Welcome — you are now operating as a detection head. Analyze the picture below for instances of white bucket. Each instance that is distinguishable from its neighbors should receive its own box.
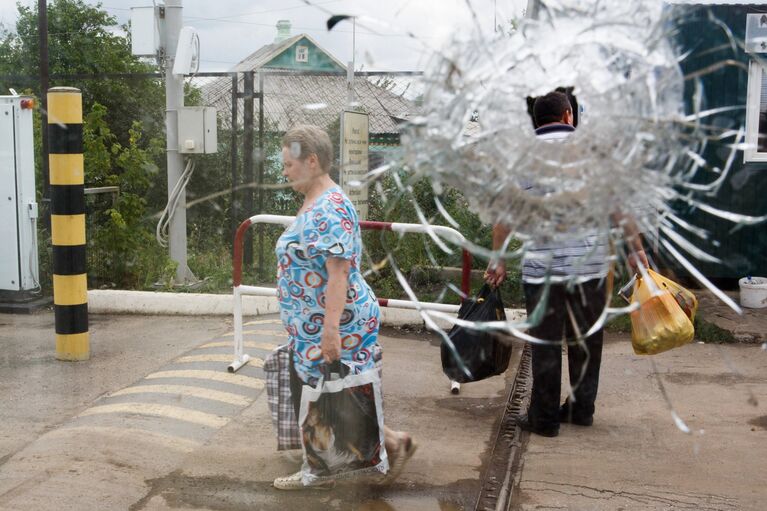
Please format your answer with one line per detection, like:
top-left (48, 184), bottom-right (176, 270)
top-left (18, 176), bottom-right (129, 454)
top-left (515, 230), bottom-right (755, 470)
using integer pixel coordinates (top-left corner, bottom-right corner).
top-left (739, 277), bottom-right (767, 309)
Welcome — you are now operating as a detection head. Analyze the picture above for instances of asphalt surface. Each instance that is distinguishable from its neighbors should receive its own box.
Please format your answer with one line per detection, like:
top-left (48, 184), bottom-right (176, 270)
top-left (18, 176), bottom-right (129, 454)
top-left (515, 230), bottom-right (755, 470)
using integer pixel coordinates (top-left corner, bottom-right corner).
top-left (3, 309), bottom-right (764, 511)
top-left (0, 311), bottom-right (513, 511)
top-left (512, 333), bottom-right (767, 511)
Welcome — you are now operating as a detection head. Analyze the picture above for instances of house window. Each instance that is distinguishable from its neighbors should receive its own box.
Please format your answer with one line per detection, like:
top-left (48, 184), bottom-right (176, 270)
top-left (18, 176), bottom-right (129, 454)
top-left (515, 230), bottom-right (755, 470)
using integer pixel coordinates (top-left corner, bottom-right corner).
top-left (296, 46), bottom-right (308, 63)
top-left (745, 59), bottom-right (767, 162)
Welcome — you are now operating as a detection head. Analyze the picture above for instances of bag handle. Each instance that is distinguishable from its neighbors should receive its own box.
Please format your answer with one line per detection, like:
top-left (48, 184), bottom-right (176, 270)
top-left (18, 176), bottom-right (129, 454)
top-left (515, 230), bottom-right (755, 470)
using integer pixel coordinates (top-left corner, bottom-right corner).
top-left (320, 360), bottom-right (351, 383)
top-left (476, 283), bottom-right (501, 301)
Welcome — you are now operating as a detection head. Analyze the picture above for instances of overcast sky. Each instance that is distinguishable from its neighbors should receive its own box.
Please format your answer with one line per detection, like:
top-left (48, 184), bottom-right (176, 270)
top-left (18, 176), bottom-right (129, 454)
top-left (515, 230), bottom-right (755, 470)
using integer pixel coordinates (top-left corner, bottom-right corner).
top-left (0, 0), bottom-right (527, 71)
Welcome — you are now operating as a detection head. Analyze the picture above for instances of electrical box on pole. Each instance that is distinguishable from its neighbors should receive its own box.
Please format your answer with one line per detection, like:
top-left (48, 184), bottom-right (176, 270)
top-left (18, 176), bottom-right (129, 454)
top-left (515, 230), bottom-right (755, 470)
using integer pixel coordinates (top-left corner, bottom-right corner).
top-left (130, 6), bottom-right (161, 57)
top-left (178, 107), bottom-right (218, 153)
top-left (0, 95), bottom-right (40, 292)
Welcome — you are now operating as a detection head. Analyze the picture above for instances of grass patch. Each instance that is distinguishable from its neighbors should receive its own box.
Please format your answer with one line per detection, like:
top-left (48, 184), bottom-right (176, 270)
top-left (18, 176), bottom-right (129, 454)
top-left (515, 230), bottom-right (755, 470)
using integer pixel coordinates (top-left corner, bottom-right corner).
top-left (605, 313), bottom-right (632, 334)
top-left (693, 316), bottom-right (736, 344)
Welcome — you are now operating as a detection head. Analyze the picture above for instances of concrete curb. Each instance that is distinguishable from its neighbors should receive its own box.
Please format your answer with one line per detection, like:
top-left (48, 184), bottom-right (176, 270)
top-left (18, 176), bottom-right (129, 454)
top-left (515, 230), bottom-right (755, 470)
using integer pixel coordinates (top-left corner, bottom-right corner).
top-left (87, 290), bottom-right (526, 328)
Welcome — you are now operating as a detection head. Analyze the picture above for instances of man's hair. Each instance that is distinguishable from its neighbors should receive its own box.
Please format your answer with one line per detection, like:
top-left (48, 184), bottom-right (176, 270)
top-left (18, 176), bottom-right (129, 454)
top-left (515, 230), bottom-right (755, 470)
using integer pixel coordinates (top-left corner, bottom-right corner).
top-left (526, 87), bottom-right (578, 128)
top-left (533, 91), bottom-right (573, 127)
top-left (282, 125), bottom-right (333, 173)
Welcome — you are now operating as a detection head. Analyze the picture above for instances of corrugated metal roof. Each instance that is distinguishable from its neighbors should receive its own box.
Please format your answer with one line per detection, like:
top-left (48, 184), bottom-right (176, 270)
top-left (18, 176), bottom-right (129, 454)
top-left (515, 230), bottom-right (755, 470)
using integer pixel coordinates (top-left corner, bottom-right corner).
top-left (201, 33), bottom-right (419, 135)
top-left (203, 77), bottom-right (418, 135)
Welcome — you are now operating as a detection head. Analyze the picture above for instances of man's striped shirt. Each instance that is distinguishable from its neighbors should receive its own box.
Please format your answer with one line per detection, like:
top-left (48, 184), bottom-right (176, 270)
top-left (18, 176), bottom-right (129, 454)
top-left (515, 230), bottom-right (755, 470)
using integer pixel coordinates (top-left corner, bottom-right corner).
top-left (522, 123), bottom-right (609, 283)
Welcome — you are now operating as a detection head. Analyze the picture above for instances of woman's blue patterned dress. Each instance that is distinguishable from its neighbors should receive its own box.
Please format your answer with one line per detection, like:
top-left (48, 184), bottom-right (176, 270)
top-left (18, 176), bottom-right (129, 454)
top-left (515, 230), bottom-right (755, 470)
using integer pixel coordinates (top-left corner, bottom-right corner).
top-left (276, 186), bottom-right (381, 384)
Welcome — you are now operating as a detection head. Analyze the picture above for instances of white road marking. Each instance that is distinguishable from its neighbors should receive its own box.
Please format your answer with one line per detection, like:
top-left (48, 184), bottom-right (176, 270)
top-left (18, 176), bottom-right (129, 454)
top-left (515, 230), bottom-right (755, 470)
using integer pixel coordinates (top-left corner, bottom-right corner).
top-left (223, 329), bottom-right (287, 337)
top-left (199, 341), bottom-right (281, 351)
top-left (47, 426), bottom-right (202, 452)
top-left (243, 319), bottom-right (282, 326)
top-left (79, 403), bottom-right (230, 429)
top-left (110, 384), bottom-right (252, 407)
top-left (145, 370), bottom-right (265, 390)
top-left (175, 354), bottom-right (265, 367)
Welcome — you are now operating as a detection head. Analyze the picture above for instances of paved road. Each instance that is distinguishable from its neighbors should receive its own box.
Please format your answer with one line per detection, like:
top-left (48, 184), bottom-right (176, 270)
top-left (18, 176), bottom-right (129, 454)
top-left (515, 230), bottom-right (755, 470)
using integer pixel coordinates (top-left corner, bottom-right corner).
top-left (0, 312), bottom-right (513, 511)
top-left (512, 334), bottom-right (767, 511)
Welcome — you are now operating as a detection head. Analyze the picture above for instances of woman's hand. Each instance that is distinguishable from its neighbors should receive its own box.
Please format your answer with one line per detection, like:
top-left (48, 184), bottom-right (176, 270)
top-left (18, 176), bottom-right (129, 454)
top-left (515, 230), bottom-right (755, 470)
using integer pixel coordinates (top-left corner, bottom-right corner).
top-left (321, 325), bottom-right (342, 363)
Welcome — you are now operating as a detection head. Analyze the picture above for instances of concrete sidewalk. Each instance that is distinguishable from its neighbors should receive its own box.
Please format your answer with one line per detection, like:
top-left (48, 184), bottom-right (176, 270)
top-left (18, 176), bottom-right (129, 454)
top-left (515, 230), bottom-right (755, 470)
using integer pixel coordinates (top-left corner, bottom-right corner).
top-left (512, 334), bottom-right (767, 511)
top-left (0, 311), bottom-right (513, 511)
top-left (696, 289), bottom-right (767, 343)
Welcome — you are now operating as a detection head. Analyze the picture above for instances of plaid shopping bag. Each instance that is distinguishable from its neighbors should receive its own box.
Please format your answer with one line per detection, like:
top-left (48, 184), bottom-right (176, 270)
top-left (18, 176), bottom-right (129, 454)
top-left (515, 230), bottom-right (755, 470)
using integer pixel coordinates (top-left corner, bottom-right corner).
top-left (264, 345), bottom-right (302, 450)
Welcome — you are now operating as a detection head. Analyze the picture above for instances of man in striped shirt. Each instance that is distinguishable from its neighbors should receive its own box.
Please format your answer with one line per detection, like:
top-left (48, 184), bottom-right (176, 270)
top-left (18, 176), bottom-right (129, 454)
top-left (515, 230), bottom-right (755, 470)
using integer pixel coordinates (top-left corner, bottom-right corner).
top-left (486, 91), bottom-right (647, 437)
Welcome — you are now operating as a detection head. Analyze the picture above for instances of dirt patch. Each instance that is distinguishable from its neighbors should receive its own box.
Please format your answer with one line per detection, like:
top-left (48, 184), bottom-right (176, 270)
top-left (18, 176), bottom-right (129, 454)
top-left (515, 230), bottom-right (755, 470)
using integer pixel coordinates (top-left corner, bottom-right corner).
top-left (747, 415), bottom-right (767, 431)
top-left (435, 396), bottom-right (505, 418)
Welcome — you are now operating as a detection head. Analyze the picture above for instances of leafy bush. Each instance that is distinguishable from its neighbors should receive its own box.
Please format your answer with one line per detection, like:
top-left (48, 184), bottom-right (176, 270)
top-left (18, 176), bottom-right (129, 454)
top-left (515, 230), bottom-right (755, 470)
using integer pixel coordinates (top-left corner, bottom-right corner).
top-left (83, 103), bottom-right (172, 289)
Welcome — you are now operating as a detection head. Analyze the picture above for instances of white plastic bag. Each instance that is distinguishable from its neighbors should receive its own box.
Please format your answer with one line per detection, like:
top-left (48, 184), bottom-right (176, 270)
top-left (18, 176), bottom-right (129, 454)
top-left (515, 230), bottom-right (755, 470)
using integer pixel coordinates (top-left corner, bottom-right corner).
top-left (298, 363), bottom-right (389, 485)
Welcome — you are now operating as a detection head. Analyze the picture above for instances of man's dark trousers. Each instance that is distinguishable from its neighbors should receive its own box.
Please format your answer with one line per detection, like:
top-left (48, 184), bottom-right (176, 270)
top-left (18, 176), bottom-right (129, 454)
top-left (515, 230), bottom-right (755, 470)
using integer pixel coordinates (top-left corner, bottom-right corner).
top-left (523, 279), bottom-right (607, 428)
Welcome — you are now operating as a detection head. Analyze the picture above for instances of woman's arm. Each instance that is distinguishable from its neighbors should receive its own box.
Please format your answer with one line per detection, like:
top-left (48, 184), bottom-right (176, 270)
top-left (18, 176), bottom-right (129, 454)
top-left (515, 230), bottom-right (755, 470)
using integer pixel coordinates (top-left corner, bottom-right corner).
top-left (321, 257), bottom-right (351, 363)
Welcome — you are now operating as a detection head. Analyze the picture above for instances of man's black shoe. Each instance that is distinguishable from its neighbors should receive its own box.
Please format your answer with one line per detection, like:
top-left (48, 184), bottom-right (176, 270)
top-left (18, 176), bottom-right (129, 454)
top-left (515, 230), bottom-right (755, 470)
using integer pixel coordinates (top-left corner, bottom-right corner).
top-left (515, 415), bottom-right (559, 437)
top-left (558, 405), bottom-right (594, 426)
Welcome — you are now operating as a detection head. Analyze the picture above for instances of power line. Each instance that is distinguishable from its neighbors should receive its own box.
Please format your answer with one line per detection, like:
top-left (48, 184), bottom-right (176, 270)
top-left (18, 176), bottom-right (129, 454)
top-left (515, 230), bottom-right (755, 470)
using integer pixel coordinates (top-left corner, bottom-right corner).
top-left (101, 0), bottom-right (341, 20)
top-left (97, 4), bottom-right (413, 38)
top-left (188, 0), bottom-right (343, 22)
top-left (182, 16), bottom-right (424, 38)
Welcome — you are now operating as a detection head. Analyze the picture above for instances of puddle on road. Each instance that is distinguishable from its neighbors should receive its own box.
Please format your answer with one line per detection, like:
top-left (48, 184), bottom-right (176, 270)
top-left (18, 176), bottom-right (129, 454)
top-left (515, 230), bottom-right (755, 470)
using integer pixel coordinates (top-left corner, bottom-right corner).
top-left (435, 396), bottom-right (504, 418)
top-left (131, 470), bottom-right (474, 511)
top-left (356, 499), bottom-right (462, 510)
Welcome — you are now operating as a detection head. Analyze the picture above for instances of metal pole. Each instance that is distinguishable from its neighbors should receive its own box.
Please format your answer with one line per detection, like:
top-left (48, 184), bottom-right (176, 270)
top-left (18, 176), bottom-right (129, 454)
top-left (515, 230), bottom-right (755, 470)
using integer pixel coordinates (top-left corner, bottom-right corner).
top-left (164, 0), bottom-right (193, 282)
top-left (257, 72), bottom-right (265, 279)
top-left (48, 87), bottom-right (89, 361)
top-left (230, 73), bottom-right (238, 254)
top-left (526, 0), bottom-right (541, 19)
top-left (38, 0), bottom-right (50, 226)
top-left (242, 71), bottom-right (254, 268)
top-left (347, 18), bottom-right (356, 106)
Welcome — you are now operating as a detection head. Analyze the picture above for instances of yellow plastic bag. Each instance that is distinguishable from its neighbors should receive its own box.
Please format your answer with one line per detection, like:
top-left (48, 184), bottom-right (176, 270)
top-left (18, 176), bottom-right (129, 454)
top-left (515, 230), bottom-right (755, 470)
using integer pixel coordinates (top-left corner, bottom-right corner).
top-left (630, 270), bottom-right (695, 355)
top-left (649, 270), bottom-right (698, 322)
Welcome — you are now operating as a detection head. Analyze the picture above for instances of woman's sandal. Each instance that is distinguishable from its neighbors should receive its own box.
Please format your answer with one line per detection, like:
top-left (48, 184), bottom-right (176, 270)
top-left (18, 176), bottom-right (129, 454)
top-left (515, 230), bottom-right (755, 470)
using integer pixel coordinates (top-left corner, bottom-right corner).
top-left (273, 471), bottom-right (336, 491)
top-left (382, 433), bottom-right (418, 485)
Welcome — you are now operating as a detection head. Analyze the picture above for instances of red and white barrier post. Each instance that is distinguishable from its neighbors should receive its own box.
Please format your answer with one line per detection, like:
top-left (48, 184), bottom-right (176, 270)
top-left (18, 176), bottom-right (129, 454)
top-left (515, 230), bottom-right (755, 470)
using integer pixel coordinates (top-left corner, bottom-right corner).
top-left (229, 215), bottom-right (472, 372)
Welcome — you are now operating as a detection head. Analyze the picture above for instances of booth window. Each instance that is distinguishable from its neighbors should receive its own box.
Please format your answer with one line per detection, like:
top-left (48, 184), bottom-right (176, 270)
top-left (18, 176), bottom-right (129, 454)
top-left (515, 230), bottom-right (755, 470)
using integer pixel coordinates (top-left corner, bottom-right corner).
top-left (745, 59), bottom-right (767, 162)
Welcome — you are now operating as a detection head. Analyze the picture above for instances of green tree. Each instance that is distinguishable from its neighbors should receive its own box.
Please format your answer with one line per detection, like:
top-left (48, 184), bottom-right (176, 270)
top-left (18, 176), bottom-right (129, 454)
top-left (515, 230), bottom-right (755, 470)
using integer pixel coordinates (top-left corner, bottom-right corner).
top-left (0, 0), bottom-right (165, 145)
top-left (83, 102), bottom-right (172, 288)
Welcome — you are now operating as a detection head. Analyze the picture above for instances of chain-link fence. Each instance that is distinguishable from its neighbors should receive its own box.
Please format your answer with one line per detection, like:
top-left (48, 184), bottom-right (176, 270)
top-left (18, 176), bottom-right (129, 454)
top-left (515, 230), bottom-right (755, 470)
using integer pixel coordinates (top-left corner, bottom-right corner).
top-left (5, 67), bottom-right (489, 300)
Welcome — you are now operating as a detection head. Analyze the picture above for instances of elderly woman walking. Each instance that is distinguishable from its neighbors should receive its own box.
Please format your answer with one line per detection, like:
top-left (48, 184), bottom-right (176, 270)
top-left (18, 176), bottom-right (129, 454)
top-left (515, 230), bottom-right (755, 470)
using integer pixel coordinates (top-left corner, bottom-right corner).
top-left (272, 125), bottom-right (416, 490)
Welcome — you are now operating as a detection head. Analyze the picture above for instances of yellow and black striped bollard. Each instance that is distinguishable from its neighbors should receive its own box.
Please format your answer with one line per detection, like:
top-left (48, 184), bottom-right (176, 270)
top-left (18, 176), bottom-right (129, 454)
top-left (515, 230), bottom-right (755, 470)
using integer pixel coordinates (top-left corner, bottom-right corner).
top-left (48, 87), bottom-right (89, 361)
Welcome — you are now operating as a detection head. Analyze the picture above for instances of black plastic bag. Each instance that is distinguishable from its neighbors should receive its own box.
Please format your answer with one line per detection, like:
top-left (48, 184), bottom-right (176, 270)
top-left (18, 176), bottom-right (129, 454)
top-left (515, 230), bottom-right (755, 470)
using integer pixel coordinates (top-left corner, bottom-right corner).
top-left (441, 284), bottom-right (512, 383)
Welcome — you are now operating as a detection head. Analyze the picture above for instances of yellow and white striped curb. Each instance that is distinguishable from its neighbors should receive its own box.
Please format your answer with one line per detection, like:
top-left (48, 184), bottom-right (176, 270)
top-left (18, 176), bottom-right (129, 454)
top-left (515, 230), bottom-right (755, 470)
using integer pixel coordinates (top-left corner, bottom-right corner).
top-left (109, 384), bottom-right (252, 407)
top-left (175, 354), bottom-right (265, 367)
top-left (47, 425), bottom-right (202, 452)
top-left (145, 370), bottom-right (264, 390)
top-left (79, 403), bottom-right (230, 429)
top-left (223, 329), bottom-right (287, 337)
top-left (199, 340), bottom-right (280, 351)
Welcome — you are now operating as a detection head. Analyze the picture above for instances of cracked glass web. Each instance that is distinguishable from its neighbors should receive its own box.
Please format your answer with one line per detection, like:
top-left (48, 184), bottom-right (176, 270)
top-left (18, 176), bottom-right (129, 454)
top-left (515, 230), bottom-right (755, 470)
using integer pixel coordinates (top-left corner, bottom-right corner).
top-left (309, 0), bottom-right (765, 432)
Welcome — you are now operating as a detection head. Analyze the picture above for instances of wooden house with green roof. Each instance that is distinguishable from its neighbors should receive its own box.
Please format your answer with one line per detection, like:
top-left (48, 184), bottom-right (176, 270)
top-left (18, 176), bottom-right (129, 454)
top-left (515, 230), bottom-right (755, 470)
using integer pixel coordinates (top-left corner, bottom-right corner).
top-left (202, 21), bottom-right (417, 152)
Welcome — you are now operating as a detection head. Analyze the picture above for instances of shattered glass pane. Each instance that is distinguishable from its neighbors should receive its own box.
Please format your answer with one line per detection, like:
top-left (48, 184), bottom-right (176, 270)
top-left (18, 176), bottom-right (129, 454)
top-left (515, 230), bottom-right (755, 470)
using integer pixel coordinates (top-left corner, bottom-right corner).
top-left (340, 0), bottom-right (767, 433)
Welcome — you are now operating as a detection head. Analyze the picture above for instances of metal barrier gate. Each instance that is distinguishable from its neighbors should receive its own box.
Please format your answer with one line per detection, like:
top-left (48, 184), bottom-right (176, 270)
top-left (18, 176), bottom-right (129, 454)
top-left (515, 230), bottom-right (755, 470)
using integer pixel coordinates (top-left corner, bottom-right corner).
top-left (229, 214), bottom-right (472, 372)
